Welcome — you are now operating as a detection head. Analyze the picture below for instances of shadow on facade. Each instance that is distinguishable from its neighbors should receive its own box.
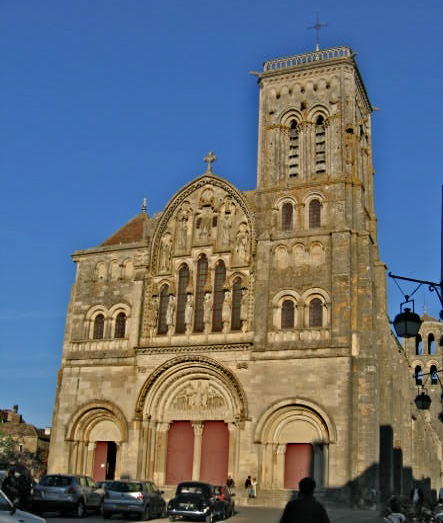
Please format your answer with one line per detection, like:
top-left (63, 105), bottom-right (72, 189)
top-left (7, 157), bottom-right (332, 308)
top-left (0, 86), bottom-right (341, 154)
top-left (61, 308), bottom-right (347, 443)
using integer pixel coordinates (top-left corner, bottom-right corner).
top-left (326, 425), bottom-right (435, 509)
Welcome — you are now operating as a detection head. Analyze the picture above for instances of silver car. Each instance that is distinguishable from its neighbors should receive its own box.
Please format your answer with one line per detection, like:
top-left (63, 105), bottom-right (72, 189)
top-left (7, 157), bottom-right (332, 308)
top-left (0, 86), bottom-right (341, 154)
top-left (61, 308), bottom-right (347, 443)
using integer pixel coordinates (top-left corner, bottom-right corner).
top-left (0, 489), bottom-right (46, 523)
top-left (102, 479), bottom-right (166, 519)
top-left (32, 474), bottom-right (104, 517)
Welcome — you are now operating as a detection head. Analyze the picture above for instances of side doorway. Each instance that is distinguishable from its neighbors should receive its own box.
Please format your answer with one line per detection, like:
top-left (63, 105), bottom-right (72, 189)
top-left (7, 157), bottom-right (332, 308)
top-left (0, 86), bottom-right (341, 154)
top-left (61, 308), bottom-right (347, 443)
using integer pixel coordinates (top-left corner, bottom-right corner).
top-left (93, 441), bottom-right (117, 481)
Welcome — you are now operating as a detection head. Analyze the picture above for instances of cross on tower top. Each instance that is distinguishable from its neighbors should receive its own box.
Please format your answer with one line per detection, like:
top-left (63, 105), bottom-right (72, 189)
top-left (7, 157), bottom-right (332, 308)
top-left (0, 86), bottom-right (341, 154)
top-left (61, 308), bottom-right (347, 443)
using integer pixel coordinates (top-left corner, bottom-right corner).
top-left (307, 12), bottom-right (328, 51)
top-left (204, 151), bottom-right (217, 173)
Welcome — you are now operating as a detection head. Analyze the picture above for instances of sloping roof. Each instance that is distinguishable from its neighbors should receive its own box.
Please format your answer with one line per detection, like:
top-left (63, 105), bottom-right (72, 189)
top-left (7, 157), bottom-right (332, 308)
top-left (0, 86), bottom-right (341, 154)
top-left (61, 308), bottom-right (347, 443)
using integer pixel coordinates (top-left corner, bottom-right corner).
top-left (0, 422), bottom-right (40, 438)
top-left (100, 213), bottom-right (150, 247)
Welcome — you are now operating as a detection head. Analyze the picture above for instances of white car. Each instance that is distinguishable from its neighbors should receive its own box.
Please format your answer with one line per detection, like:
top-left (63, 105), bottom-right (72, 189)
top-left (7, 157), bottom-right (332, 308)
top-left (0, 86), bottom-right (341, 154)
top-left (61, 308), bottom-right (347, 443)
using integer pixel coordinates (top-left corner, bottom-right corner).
top-left (0, 490), bottom-right (46, 523)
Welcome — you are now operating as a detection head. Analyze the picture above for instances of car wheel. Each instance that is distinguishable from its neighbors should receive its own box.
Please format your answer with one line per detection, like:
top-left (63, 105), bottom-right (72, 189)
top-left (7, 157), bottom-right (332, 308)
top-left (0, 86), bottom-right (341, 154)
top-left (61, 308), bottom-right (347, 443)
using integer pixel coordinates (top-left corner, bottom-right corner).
top-left (102, 510), bottom-right (112, 519)
top-left (205, 512), bottom-right (214, 523)
top-left (75, 499), bottom-right (86, 518)
top-left (142, 504), bottom-right (150, 520)
top-left (168, 516), bottom-right (176, 522)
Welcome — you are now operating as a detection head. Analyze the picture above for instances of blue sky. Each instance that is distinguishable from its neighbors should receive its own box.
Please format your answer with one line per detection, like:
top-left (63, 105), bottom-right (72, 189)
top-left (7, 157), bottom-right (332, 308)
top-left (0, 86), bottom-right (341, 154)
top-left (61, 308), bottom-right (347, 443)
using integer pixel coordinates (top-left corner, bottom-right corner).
top-left (1, 0), bottom-right (442, 429)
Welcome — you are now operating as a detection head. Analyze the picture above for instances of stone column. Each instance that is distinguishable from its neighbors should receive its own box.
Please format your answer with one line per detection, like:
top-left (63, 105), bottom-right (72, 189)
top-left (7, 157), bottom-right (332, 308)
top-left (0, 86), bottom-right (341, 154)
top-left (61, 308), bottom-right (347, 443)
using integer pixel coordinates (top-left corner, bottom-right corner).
top-left (227, 422), bottom-right (239, 482)
top-left (192, 422), bottom-right (204, 480)
top-left (155, 422), bottom-right (170, 486)
top-left (276, 444), bottom-right (286, 489)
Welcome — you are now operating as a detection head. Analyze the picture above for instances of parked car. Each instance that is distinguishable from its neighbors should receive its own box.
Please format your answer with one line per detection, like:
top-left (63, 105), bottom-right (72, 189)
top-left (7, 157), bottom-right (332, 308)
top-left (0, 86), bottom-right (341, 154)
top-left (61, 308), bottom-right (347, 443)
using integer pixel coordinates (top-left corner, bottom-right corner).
top-left (167, 481), bottom-right (221, 522)
top-left (95, 480), bottom-right (114, 491)
top-left (32, 474), bottom-right (104, 517)
top-left (0, 489), bottom-right (46, 523)
top-left (213, 485), bottom-right (235, 519)
top-left (101, 479), bottom-right (166, 520)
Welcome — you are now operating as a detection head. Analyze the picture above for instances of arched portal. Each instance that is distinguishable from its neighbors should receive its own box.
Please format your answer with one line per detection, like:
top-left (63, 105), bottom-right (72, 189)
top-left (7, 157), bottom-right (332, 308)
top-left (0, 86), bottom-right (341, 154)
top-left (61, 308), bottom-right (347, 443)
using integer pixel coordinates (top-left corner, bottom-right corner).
top-left (255, 398), bottom-right (336, 490)
top-left (65, 401), bottom-right (128, 481)
top-left (135, 355), bottom-right (248, 486)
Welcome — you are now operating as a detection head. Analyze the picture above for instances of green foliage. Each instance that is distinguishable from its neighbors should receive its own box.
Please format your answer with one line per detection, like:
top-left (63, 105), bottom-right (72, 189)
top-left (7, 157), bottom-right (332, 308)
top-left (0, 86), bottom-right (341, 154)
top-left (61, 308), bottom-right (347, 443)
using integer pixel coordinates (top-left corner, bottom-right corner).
top-left (0, 431), bottom-right (47, 475)
top-left (0, 431), bottom-right (18, 468)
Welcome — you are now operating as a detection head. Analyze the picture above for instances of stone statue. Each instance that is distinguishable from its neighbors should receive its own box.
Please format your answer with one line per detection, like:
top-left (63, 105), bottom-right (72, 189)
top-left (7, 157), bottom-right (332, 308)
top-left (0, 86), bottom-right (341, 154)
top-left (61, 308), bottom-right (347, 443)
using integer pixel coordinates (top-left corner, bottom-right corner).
top-left (160, 232), bottom-right (172, 272)
top-left (166, 294), bottom-right (176, 332)
top-left (222, 290), bottom-right (231, 332)
top-left (203, 292), bottom-right (212, 333)
top-left (184, 294), bottom-right (193, 333)
top-left (236, 223), bottom-right (249, 262)
top-left (150, 295), bottom-right (159, 335)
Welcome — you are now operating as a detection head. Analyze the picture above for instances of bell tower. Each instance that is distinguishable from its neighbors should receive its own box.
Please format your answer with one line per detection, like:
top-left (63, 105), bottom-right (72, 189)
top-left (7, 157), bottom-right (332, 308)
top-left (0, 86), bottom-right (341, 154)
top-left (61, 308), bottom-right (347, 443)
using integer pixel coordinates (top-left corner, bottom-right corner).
top-left (255, 46), bottom-right (376, 235)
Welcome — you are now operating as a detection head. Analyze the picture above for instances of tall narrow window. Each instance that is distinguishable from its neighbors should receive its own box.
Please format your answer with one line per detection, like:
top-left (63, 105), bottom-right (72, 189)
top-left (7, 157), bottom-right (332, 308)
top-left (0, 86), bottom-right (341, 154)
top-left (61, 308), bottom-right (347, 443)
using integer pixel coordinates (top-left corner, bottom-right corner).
top-left (93, 314), bottom-right (105, 339)
top-left (176, 264), bottom-right (190, 334)
top-left (282, 202), bottom-right (293, 231)
top-left (281, 300), bottom-right (295, 329)
top-left (231, 277), bottom-right (242, 331)
top-left (212, 261), bottom-right (226, 332)
top-left (288, 120), bottom-right (299, 178)
top-left (114, 312), bottom-right (126, 338)
top-left (415, 365), bottom-right (423, 386)
top-left (194, 255), bottom-right (208, 332)
top-left (431, 365), bottom-right (438, 385)
top-left (315, 115), bottom-right (326, 174)
top-left (158, 285), bottom-right (169, 335)
top-left (309, 298), bottom-right (323, 327)
top-left (428, 333), bottom-right (435, 355)
top-left (309, 199), bottom-right (321, 228)
top-left (415, 335), bottom-right (423, 355)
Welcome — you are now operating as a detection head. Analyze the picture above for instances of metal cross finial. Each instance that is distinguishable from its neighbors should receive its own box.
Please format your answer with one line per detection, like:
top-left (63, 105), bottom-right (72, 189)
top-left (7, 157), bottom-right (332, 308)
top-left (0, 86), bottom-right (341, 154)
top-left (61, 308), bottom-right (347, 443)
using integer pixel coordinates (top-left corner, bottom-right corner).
top-left (141, 196), bottom-right (147, 214)
top-left (307, 12), bottom-right (328, 51)
top-left (204, 151), bottom-right (217, 173)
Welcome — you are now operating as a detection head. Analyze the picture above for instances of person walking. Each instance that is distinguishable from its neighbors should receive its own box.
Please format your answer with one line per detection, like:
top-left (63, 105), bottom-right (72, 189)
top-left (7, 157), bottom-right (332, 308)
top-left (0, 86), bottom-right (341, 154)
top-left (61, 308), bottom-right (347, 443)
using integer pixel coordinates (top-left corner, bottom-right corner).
top-left (244, 476), bottom-right (252, 497)
top-left (2, 468), bottom-right (18, 504)
top-left (250, 477), bottom-right (257, 498)
top-left (279, 477), bottom-right (330, 523)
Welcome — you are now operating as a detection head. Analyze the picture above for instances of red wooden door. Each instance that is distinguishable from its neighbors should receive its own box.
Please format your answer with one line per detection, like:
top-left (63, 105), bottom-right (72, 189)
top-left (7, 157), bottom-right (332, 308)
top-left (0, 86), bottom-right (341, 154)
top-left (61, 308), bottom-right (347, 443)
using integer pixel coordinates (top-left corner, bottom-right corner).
top-left (165, 421), bottom-right (194, 485)
top-left (93, 442), bottom-right (108, 481)
top-left (284, 443), bottom-right (313, 489)
top-left (200, 421), bottom-right (229, 484)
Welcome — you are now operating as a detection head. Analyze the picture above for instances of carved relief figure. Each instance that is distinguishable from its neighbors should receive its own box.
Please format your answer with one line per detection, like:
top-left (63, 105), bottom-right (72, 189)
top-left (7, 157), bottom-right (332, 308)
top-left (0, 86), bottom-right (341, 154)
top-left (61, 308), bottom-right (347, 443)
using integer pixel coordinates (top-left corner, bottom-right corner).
top-left (177, 203), bottom-right (191, 250)
top-left (166, 294), bottom-right (176, 332)
top-left (150, 295), bottom-right (159, 335)
top-left (235, 223), bottom-right (249, 262)
top-left (198, 207), bottom-right (213, 241)
top-left (160, 232), bottom-right (172, 272)
top-left (219, 212), bottom-right (231, 247)
top-left (240, 288), bottom-right (248, 332)
top-left (222, 290), bottom-right (231, 332)
top-left (203, 292), bottom-right (212, 333)
top-left (184, 294), bottom-right (194, 333)
top-left (172, 380), bottom-right (225, 413)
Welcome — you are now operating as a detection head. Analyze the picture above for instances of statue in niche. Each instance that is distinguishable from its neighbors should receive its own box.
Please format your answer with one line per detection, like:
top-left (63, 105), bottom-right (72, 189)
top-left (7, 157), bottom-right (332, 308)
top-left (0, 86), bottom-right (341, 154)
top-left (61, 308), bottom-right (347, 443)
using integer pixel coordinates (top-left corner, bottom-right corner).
top-left (166, 294), bottom-right (176, 333)
top-left (235, 223), bottom-right (249, 262)
top-left (149, 295), bottom-right (159, 336)
top-left (198, 207), bottom-right (213, 241)
top-left (240, 288), bottom-right (248, 332)
top-left (159, 232), bottom-right (172, 272)
top-left (219, 212), bottom-right (231, 247)
top-left (203, 292), bottom-right (212, 333)
top-left (184, 294), bottom-right (193, 334)
top-left (222, 290), bottom-right (231, 332)
top-left (177, 203), bottom-right (191, 250)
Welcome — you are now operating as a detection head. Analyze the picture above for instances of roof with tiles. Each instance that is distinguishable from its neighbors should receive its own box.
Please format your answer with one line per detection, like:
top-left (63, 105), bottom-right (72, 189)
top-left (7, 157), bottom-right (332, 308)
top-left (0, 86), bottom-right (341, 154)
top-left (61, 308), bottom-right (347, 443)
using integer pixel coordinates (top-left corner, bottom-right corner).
top-left (100, 212), bottom-right (150, 247)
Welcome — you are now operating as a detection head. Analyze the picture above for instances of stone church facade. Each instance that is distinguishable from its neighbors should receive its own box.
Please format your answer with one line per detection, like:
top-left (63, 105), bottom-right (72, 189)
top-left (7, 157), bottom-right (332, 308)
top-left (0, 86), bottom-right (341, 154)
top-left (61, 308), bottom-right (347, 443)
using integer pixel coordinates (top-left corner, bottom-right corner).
top-left (48, 46), bottom-right (443, 505)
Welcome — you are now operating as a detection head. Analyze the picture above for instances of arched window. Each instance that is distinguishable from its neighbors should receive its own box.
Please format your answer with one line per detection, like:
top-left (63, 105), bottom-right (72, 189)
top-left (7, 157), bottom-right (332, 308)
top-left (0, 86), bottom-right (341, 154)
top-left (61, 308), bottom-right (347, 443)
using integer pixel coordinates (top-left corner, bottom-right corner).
top-left (281, 300), bottom-right (295, 329)
top-left (114, 312), bottom-right (126, 338)
top-left (93, 314), bottom-right (105, 339)
top-left (309, 298), bottom-right (323, 327)
top-left (288, 119), bottom-right (299, 178)
top-left (431, 365), bottom-right (438, 385)
top-left (309, 199), bottom-right (321, 228)
top-left (176, 264), bottom-right (190, 334)
top-left (194, 255), bottom-right (208, 332)
top-left (415, 335), bottom-right (423, 355)
top-left (315, 115), bottom-right (326, 174)
top-left (282, 202), bottom-right (293, 231)
top-left (212, 261), bottom-right (226, 332)
top-left (231, 277), bottom-right (242, 331)
top-left (428, 333), bottom-right (436, 355)
top-left (414, 365), bottom-right (423, 386)
top-left (158, 285), bottom-right (169, 335)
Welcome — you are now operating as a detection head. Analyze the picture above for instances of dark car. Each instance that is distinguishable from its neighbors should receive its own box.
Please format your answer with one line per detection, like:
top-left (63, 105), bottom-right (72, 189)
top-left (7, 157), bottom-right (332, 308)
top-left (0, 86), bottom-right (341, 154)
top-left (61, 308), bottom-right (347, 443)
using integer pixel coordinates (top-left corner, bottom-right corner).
top-left (101, 479), bottom-right (166, 520)
top-left (213, 485), bottom-right (235, 519)
top-left (32, 474), bottom-right (104, 517)
top-left (167, 481), bottom-right (220, 522)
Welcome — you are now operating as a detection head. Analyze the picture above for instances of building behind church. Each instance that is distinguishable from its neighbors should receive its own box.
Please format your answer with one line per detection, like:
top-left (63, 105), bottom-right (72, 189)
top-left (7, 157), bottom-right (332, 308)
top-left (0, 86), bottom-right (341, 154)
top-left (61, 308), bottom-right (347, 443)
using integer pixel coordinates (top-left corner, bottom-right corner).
top-left (47, 45), bottom-right (443, 506)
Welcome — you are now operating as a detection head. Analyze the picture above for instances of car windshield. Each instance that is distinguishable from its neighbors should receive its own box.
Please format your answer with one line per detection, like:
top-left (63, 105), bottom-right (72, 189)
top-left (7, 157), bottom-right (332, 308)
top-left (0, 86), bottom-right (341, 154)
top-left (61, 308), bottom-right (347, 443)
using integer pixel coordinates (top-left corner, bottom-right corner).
top-left (39, 476), bottom-right (72, 487)
top-left (179, 485), bottom-right (205, 495)
top-left (109, 482), bottom-right (141, 492)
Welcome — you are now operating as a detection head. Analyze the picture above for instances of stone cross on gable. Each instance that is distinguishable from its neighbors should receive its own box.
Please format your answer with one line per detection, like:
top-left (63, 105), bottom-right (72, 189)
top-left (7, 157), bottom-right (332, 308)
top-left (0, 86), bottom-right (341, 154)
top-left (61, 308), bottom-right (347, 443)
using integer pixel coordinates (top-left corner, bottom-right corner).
top-left (204, 151), bottom-right (217, 173)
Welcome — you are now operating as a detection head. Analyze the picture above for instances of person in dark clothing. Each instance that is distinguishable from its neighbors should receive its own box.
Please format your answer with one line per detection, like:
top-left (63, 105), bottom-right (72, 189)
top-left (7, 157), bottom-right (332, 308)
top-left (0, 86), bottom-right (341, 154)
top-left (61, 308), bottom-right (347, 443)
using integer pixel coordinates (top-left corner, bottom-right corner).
top-left (2, 468), bottom-right (18, 504)
top-left (17, 471), bottom-right (33, 510)
top-left (279, 477), bottom-right (330, 523)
